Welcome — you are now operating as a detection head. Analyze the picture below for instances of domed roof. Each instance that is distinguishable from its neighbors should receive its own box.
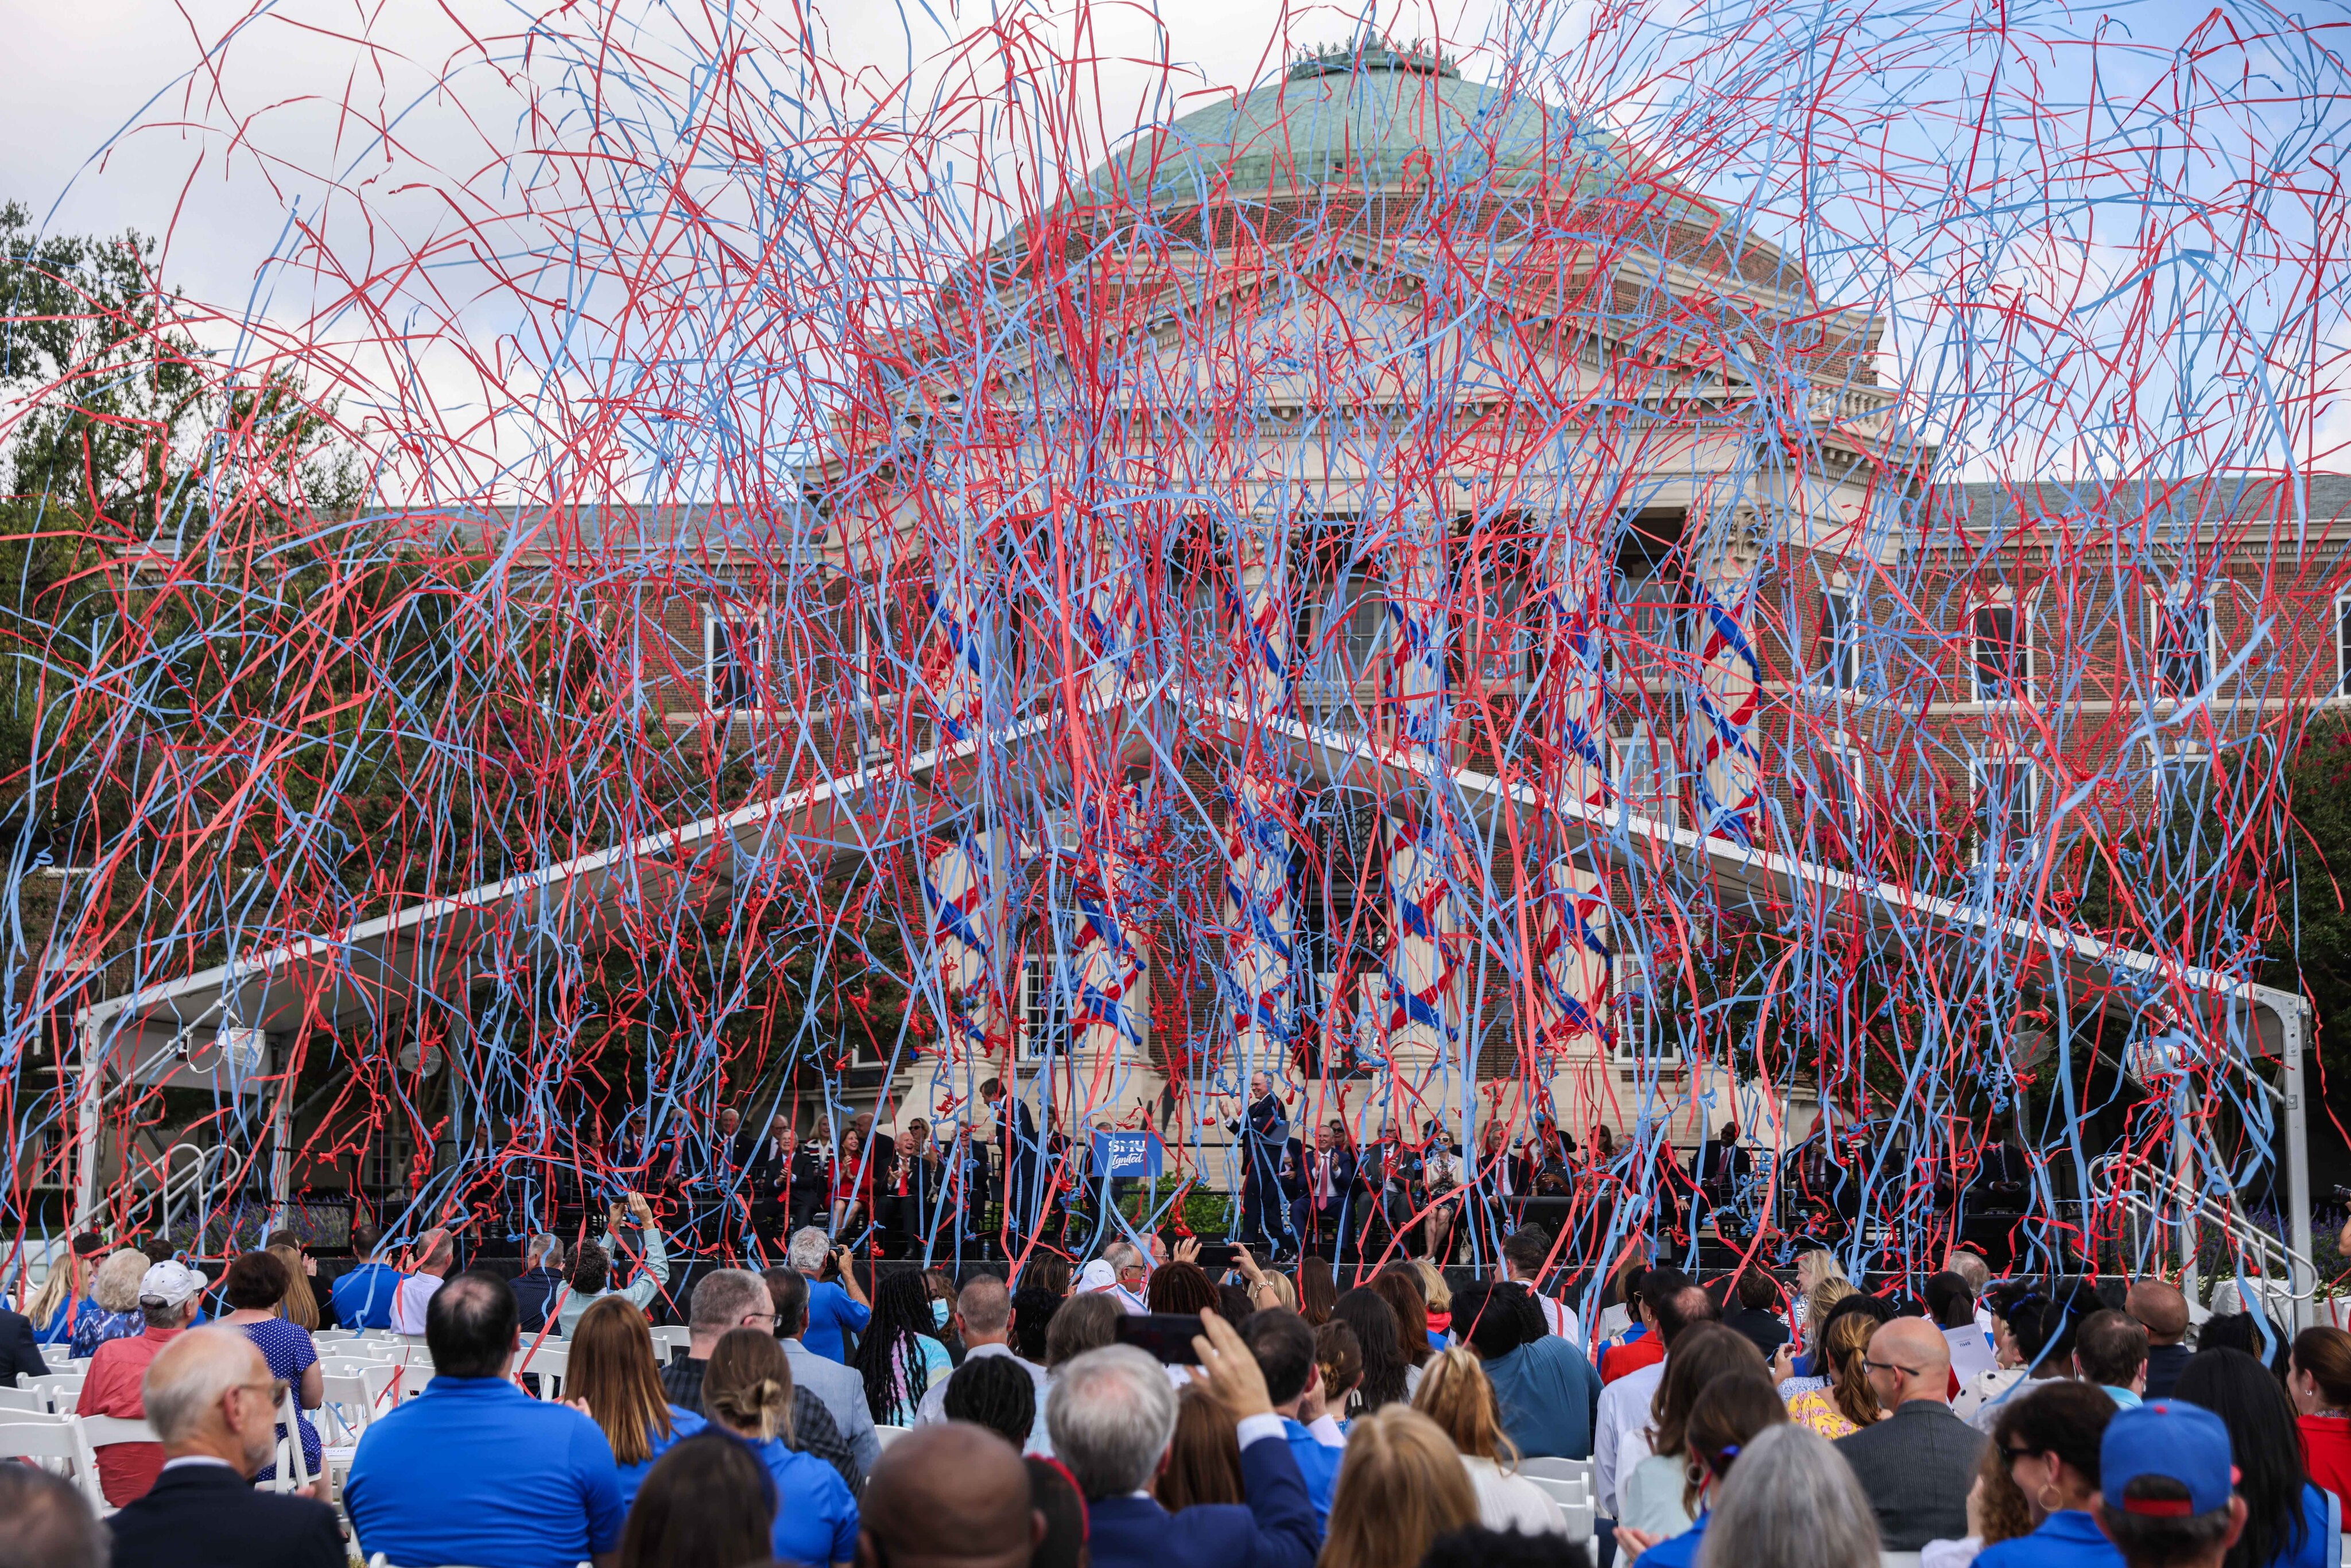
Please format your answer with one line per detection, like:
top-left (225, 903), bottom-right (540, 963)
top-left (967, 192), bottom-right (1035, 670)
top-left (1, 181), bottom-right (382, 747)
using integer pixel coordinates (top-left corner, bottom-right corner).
top-left (1091, 39), bottom-right (1709, 220)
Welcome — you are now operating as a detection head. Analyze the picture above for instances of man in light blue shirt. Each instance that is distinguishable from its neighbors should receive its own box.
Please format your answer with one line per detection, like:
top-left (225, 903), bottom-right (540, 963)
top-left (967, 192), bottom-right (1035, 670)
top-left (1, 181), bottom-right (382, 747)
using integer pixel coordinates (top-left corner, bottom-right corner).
top-left (346, 1271), bottom-right (624, 1568)
top-left (788, 1227), bottom-right (871, 1363)
top-left (1242, 1308), bottom-right (1341, 1531)
top-left (765, 1266), bottom-right (879, 1482)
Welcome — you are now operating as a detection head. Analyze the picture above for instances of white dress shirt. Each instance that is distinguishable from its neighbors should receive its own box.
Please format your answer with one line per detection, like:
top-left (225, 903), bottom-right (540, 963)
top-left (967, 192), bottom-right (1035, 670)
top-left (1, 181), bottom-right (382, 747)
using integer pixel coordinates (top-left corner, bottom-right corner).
top-left (1593, 1357), bottom-right (1666, 1517)
top-left (389, 1271), bottom-right (444, 1335)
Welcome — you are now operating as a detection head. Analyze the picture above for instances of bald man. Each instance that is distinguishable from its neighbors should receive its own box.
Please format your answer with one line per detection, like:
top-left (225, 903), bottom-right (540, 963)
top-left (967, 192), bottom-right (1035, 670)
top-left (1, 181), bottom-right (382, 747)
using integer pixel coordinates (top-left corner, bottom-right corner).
top-left (2127, 1279), bottom-right (2193, 1399)
top-left (1833, 1315), bottom-right (1989, 1550)
top-left (106, 1327), bottom-right (344, 1568)
top-left (856, 1423), bottom-right (1043, 1568)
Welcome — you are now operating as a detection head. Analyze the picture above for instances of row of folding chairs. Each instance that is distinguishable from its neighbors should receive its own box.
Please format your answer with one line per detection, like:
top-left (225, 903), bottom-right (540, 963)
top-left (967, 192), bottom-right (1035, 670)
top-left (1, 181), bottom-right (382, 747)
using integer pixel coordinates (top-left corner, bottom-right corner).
top-left (0, 1388), bottom-right (315, 1515)
top-left (1520, 1457), bottom-right (1597, 1546)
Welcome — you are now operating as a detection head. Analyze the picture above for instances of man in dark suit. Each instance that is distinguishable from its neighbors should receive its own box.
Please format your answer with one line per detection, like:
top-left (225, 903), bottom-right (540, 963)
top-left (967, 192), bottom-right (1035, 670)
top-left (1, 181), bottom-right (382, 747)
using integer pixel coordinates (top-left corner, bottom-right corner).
top-left (983, 1078), bottom-right (1037, 1241)
top-left (1834, 1316), bottom-right (1989, 1550)
top-left (1357, 1123), bottom-right (1421, 1258)
top-left (1287, 1122), bottom-right (1356, 1260)
top-left (953, 1122), bottom-right (994, 1245)
top-left (107, 1325), bottom-right (345, 1568)
top-left (1053, 1314), bottom-right (1318, 1568)
top-left (0, 1294), bottom-right (49, 1388)
top-left (1224, 1073), bottom-right (1295, 1260)
top-left (509, 1234), bottom-right (564, 1337)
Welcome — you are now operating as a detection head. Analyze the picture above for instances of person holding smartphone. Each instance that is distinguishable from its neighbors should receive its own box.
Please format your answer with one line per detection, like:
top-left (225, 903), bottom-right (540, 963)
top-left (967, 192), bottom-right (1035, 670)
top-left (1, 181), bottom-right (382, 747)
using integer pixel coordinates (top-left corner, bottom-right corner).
top-left (556, 1190), bottom-right (672, 1337)
top-left (787, 1227), bottom-right (871, 1364)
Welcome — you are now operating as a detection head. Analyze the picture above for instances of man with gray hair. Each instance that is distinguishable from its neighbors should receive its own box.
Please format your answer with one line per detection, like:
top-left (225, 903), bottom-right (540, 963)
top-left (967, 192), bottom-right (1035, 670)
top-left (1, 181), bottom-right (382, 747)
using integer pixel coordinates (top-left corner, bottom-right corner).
top-left (511, 1232), bottom-right (565, 1336)
top-left (913, 1274), bottom-right (1048, 1442)
top-left (789, 1224), bottom-right (871, 1363)
top-left (1050, 1313), bottom-right (1317, 1568)
top-left (659, 1265), bottom-right (859, 1488)
top-left (0, 1464), bottom-right (106, 1568)
top-left (106, 1326), bottom-right (344, 1567)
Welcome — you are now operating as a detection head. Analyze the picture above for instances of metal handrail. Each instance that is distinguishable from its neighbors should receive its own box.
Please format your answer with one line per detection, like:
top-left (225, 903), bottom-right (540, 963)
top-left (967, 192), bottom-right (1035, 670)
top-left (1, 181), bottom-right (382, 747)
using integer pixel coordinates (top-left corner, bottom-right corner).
top-left (154, 1142), bottom-right (228, 1241)
top-left (2089, 1151), bottom-right (2311, 1301)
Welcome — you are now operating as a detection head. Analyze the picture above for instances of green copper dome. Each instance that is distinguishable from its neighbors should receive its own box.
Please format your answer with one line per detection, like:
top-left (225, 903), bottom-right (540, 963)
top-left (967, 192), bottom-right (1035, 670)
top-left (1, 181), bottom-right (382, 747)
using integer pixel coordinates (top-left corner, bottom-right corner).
top-left (1091, 38), bottom-right (1698, 217)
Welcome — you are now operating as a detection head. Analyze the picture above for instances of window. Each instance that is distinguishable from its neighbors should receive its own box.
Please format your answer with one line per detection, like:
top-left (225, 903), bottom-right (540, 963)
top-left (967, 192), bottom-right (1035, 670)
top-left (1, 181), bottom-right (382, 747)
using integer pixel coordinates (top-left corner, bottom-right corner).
top-left (2151, 747), bottom-right (2213, 815)
top-left (2337, 595), bottom-right (2351, 698)
top-left (1617, 728), bottom-right (1679, 825)
top-left (1021, 952), bottom-right (1069, 1064)
top-left (1815, 588), bottom-right (1860, 691)
top-left (1970, 602), bottom-right (2028, 703)
top-left (1609, 987), bottom-right (1677, 1064)
top-left (2151, 591), bottom-right (2214, 700)
top-left (705, 606), bottom-right (771, 711)
top-left (1970, 755), bottom-right (2039, 864)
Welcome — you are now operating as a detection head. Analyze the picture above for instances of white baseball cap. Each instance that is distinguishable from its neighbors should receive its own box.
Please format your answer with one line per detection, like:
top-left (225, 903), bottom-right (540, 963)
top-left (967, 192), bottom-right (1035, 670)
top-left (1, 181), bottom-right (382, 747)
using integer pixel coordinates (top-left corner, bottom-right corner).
top-left (137, 1259), bottom-right (209, 1307)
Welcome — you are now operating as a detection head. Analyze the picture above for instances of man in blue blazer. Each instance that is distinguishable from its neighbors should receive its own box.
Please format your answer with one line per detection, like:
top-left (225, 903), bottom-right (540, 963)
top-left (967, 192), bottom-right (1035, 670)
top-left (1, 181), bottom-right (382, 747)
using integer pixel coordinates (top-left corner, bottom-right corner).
top-left (1046, 1311), bottom-right (1320, 1568)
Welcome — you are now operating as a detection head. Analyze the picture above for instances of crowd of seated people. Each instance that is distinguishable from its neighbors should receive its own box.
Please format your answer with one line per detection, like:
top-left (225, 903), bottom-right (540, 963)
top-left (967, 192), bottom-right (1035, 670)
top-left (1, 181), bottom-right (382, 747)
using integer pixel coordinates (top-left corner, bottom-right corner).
top-left (11, 1220), bottom-right (2351, 1568)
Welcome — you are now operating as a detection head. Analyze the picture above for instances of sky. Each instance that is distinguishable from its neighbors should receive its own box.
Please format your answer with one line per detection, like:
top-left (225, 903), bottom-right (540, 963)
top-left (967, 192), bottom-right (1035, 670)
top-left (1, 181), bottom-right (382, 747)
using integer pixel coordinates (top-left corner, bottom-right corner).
top-left (0, 0), bottom-right (2342, 490)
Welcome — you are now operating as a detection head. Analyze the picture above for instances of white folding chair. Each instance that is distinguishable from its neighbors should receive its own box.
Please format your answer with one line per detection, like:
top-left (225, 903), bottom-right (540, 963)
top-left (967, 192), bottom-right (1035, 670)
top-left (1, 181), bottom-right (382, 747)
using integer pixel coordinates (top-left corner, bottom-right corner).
top-left (261, 1386), bottom-right (316, 1495)
top-left (321, 1364), bottom-right (399, 1442)
top-left (25, 1374), bottom-right (86, 1414)
top-left (82, 1414), bottom-right (160, 1515)
top-left (875, 1423), bottom-right (910, 1451)
top-left (0, 1413), bottom-right (103, 1506)
top-left (0, 1385), bottom-right (46, 1413)
top-left (518, 1342), bottom-right (569, 1399)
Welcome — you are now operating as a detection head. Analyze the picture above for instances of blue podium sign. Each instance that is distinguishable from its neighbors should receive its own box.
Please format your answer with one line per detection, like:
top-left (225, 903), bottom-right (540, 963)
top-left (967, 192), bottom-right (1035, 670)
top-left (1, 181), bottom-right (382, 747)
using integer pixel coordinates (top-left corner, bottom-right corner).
top-left (1093, 1129), bottom-right (1164, 1179)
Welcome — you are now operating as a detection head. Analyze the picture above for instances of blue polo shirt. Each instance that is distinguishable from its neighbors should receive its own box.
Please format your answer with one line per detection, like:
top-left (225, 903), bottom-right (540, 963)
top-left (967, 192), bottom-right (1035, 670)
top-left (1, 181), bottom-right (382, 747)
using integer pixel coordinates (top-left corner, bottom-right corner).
top-left (1639, 1509), bottom-right (1708, 1568)
top-left (332, 1262), bottom-right (405, 1332)
top-left (1975, 1510), bottom-right (2124, 1568)
top-left (346, 1376), bottom-right (626, 1568)
top-left (1281, 1418), bottom-right (1344, 1529)
top-left (744, 1434), bottom-right (860, 1566)
top-left (802, 1279), bottom-right (871, 1363)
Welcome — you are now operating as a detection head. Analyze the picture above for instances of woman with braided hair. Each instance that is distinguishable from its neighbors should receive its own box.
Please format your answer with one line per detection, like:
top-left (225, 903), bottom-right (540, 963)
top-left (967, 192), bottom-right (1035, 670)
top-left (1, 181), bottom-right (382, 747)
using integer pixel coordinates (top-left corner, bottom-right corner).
top-left (701, 1326), bottom-right (859, 1568)
top-left (849, 1264), bottom-right (953, 1425)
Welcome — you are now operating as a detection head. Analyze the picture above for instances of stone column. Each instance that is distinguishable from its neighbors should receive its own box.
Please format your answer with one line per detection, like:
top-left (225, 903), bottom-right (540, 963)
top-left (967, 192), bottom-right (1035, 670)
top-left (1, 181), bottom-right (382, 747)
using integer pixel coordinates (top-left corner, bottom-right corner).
top-left (1534, 523), bottom-right (1613, 1057)
top-left (1690, 502), bottom-right (1764, 843)
top-left (1379, 515), bottom-right (1457, 1072)
top-left (1221, 518), bottom-right (1295, 1078)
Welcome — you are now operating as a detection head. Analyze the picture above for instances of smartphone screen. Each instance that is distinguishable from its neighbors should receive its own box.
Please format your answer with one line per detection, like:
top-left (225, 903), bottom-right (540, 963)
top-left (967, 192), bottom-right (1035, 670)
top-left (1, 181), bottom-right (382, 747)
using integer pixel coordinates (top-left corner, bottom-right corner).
top-left (1192, 1241), bottom-right (1241, 1273)
top-left (1114, 1312), bottom-right (1207, 1365)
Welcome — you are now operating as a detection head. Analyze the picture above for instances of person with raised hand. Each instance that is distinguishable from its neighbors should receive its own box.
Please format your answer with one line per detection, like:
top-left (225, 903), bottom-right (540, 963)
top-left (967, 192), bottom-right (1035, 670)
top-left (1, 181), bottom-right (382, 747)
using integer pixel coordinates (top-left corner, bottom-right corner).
top-left (1048, 1308), bottom-right (1318, 1568)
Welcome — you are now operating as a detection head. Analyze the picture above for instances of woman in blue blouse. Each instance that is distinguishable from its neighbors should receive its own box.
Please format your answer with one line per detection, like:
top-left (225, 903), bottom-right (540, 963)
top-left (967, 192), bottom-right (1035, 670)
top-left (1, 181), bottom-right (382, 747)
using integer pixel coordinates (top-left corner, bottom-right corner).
top-left (564, 1295), bottom-right (704, 1508)
top-left (700, 1327), bottom-right (859, 1568)
top-left (1976, 1381), bottom-right (2123, 1568)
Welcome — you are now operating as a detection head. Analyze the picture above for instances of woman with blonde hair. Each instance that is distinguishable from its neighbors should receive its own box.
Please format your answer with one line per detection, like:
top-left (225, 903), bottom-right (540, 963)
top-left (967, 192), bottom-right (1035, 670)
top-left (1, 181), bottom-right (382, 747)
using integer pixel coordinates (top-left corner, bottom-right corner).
top-left (1410, 1348), bottom-right (1565, 1536)
top-left (699, 1326), bottom-right (858, 1568)
top-left (1320, 1405), bottom-right (1480, 1568)
top-left (70, 1248), bottom-right (152, 1357)
top-left (1783, 1295), bottom-right (1893, 1438)
top-left (1411, 1258), bottom-right (1453, 1341)
top-left (567, 1294), bottom-right (705, 1507)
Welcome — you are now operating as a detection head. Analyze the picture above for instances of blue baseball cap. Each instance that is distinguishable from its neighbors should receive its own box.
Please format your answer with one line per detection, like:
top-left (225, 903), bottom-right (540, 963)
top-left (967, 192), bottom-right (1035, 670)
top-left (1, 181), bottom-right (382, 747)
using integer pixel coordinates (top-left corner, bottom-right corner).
top-left (2101, 1400), bottom-right (2236, 1517)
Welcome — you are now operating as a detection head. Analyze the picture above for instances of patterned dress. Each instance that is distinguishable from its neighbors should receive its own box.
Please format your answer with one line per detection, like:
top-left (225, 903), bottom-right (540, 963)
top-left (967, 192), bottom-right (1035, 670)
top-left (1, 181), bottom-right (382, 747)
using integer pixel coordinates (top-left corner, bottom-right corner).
top-left (69, 1306), bottom-right (143, 1359)
top-left (236, 1316), bottom-right (323, 1482)
top-left (1785, 1385), bottom-right (1860, 1439)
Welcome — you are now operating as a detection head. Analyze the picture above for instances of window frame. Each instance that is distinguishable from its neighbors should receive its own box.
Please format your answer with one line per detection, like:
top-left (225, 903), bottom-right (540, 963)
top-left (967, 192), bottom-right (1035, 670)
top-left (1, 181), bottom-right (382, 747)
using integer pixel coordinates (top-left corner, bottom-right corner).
top-left (2148, 586), bottom-right (2218, 704)
top-left (1968, 751), bottom-right (2041, 867)
top-left (2335, 592), bottom-right (2351, 701)
top-left (1814, 585), bottom-right (1861, 693)
top-left (1019, 950), bottom-right (1069, 1065)
top-left (1968, 597), bottom-right (2031, 705)
top-left (703, 603), bottom-right (775, 713)
top-left (1616, 725), bottom-right (1679, 826)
